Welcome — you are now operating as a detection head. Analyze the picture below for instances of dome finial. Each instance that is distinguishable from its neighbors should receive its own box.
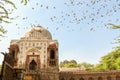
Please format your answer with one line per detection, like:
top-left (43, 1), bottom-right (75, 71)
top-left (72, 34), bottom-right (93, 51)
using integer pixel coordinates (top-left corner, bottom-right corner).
top-left (37, 24), bottom-right (42, 28)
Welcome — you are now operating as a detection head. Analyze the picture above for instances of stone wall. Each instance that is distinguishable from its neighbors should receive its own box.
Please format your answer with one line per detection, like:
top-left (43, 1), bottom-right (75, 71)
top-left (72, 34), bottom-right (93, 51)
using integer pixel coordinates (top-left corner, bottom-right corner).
top-left (0, 44), bottom-right (19, 80)
top-left (59, 70), bottom-right (120, 80)
top-left (1, 62), bottom-right (13, 80)
top-left (0, 54), bottom-right (14, 80)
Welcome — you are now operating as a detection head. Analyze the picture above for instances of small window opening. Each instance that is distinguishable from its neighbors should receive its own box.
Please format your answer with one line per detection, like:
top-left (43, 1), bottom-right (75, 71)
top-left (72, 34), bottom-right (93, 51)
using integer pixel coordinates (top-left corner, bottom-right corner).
top-left (50, 50), bottom-right (55, 59)
top-left (11, 50), bottom-right (15, 57)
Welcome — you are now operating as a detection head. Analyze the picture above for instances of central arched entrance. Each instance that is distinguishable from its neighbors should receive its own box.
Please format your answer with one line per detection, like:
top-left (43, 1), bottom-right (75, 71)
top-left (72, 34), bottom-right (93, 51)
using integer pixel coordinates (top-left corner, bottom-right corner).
top-left (29, 59), bottom-right (37, 71)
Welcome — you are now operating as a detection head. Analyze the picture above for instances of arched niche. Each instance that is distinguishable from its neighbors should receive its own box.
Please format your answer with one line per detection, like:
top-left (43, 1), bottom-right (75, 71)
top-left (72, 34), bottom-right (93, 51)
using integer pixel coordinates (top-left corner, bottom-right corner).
top-left (47, 44), bottom-right (58, 66)
top-left (98, 77), bottom-right (102, 80)
top-left (60, 78), bottom-right (65, 80)
top-left (70, 77), bottom-right (75, 80)
top-left (79, 77), bottom-right (84, 80)
top-left (25, 48), bottom-right (40, 70)
top-left (50, 49), bottom-right (55, 59)
top-left (88, 77), bottom-right (94, 80)
top-left (29, 59), bottom-right (37, 70)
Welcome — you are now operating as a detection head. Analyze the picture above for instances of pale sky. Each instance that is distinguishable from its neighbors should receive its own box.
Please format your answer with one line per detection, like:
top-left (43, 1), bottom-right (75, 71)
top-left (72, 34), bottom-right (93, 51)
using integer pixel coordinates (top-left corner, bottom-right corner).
top-left (0, 0), bottom-right (120, 64)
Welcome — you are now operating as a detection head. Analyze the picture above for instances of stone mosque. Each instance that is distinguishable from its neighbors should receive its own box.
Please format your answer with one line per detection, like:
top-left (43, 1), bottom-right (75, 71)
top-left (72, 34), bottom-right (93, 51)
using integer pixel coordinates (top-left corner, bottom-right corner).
top-left (1, 26), bottom-right (120, 80)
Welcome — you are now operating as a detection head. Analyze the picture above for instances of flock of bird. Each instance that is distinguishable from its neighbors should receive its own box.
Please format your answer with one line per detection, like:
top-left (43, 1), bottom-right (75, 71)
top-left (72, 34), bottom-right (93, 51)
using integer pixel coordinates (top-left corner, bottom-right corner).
top-left (13, 0), bottom-right (120, 34)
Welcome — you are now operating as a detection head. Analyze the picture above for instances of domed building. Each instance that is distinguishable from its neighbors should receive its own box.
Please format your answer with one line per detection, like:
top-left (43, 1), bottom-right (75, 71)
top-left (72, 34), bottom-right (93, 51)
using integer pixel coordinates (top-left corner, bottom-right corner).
top-left (10, 26), bottom-right (59, 80)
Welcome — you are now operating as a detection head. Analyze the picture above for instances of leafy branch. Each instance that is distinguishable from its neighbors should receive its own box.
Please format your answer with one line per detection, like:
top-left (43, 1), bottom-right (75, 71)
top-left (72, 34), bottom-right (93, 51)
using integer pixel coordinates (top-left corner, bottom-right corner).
top-left (107, 23), bottom-right (120, 29)
top-left (0, 26), bottom-right (7, 37)
top-left (21, 0), bottom-right (28, 5)
top-left (0, 0), bottom-right (28, 37)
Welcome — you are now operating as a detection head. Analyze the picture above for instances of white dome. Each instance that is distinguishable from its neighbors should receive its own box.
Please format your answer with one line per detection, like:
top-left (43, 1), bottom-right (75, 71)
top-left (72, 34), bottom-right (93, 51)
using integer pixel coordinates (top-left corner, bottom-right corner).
top-left (24, 26), bottom-right (52, 40)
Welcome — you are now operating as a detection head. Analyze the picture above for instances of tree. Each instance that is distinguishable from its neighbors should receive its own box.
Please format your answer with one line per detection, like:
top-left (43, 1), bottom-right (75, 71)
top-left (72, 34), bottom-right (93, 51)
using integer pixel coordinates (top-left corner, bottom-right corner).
top-left (60, 59), bottom-right (78, 68)
top-left (107, 24), bottom-right (120, 44)
top-left (59, 60), bottom-right (94, 70)
top-left (0, 27), bottom-right (6, 37)
top-left (70, 60), bottom-right (77, 64)
top-left (94, 47), bottom-right (120, 71)
top-left (78, 62), bottom-right (94, 71)
top-left (0, 0), bottom-right (28, 37)
top-left (64, 62), bottom-right (78, 68)
top-left (60, 60), bottom-right (69, 68)
top-left (107, 23), bottom-right (120, 29)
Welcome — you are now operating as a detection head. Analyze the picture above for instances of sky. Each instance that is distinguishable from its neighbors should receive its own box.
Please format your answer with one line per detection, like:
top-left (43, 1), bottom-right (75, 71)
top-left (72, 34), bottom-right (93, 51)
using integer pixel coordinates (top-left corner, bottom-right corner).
top-left (0, 0), bottom-right (120, 64)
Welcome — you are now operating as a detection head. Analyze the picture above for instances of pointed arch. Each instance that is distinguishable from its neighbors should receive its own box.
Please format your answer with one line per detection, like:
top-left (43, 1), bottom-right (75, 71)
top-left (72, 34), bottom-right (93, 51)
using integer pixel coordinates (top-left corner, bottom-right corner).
top-left (29, 59), bottom-right (37, 70)
top-left (50, 49), bottom-right (55, 59)
top-left (60, 78), bottom-right (65, 80)
top-left (79, 77), bottom-right (84, 80)
top-left (98, 77), bottom-right (102, 80)
top-left (88, 77), bottom-right (94, 80)
top-left (70, 77), bottom-right (75, 80)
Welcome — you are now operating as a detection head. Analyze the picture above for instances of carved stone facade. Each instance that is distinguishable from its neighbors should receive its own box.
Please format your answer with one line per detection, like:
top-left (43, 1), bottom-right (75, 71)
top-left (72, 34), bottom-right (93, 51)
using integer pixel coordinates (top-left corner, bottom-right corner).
top-left (4, 26), bottom-right (59, 80)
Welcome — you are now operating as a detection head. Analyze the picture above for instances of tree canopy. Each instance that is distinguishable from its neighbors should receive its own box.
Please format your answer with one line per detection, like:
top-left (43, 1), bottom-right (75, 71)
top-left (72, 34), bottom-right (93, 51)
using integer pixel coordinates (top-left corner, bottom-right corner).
top-left (94, 47), bottom-right (120, 71)
top-left (78, 62), bottom-right (94, 71)
top-left (60, 45), bottom-right (120, 71)
top-left (60, 60), bottom-right (78, 68)
top-left (60, 59), bottom-right (94, 71)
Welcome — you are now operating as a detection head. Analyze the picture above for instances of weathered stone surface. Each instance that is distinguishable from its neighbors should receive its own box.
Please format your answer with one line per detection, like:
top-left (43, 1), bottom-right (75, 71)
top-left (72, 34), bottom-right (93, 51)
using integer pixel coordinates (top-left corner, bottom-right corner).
top-left (59, 70), bottom-right (120, 80)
